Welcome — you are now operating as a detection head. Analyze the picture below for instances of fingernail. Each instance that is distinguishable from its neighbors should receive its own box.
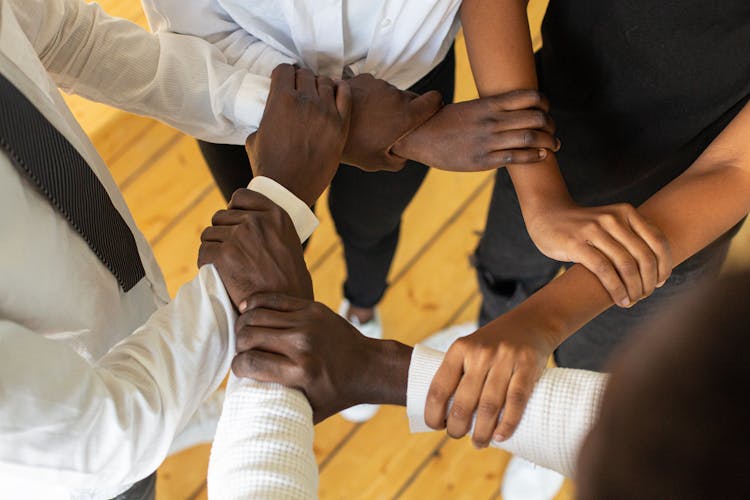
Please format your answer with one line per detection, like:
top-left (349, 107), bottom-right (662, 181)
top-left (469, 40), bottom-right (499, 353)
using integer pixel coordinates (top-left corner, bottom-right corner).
top-left (538, 149), bottom-right (547, 159)
top-left (239, 300), bottom-right (248, 313)
top-left (619, 298), bottom-right (631, 307)
top-left (493, 433), bottom-right (505, 442)
top-left (657, 280), bottom-right (666, 288)
top-left (555, 138), bottom-right (562, 151)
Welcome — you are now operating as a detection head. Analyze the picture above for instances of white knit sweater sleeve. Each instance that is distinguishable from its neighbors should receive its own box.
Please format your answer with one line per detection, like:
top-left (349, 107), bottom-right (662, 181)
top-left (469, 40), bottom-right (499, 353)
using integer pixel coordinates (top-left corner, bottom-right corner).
top-left (207, 374), bottom-right (318, 499)
top-left (407, 345), bottom-right (608, 477)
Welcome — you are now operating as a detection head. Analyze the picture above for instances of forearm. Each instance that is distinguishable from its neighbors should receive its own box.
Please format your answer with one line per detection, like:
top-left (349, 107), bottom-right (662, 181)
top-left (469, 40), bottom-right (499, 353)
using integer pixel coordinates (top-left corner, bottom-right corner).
top-left (513, 102), bottom-right (750, 347)
top-left (460, 0), bottom-right (572, 212)
top-left (407, 346), bottom-right (608, 477)
top-left (19, 0), bottom-right (273, 143)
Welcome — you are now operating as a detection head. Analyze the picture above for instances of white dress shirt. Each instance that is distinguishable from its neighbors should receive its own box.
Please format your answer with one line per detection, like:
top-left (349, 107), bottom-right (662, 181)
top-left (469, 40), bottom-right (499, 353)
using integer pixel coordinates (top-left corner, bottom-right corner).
top-left (0, 0), bottom-right (317, 498)
top-left (141, 0), bottom-right (463, 139)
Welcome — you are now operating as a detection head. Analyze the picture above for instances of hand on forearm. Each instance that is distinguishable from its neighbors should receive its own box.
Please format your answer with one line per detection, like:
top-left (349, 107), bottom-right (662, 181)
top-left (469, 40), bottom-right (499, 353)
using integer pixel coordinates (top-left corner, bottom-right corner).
top-left (232, 293), bottom-right (412, 423)
top-left (391, 91), bottom-right (559, 172)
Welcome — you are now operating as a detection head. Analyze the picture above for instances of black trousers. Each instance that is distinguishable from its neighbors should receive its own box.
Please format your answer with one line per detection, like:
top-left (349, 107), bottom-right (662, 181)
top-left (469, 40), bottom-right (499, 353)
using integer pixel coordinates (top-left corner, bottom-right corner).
top-left (198, 48), bottom-right (456, 308)
top-left (111, 473), bottom-right (156, 500)
top-left (474, 168), bottom-right (740, 371)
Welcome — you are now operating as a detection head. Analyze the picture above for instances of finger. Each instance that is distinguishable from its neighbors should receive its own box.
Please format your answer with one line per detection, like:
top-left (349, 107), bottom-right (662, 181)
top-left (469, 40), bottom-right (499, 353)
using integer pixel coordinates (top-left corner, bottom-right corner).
top-left (493, 366), bottom-right (537, 441)
top-left (317, 76), bottom-right (335, 103)
top-left (269, 63), bottom-right (296, 93)
top-left (627, 212), bottom-right (673, 286)
top-left (197, 241), bottom-right (220, 268)
top-left (482, 148), bottom-right (549, 168)
top-left (407, 90), bottom-right (443, 122)
top-left (488, 89), bottom-right (550, 113)
top-left (235, 325), bottom-right (294, 354)
top-left (232, 350), bottom-right (299, 385)
top-left (200, 225), bottom-right (234, 243)
top-left (446, 367), bottom-right (488, 439)
top-left (425, 350), bottom-right (464, 430)
top-left (587, 231), bottom-right (643, 305)
top-left (494, 109), bottom-right (556, 135)
top-left (471, 364), bottom-right (513, 448)
top-left (295, 68), bottom-right (318, 98)
top-left (228, 189), bottom-right (275, 211)
top-left (211, 209), bottom-right (249, 226)
top-left (237, 306), bottom-right (301, 330)
top-left (334, 80), bottom-right (352, 123)
top-left (488, 129), bottom-right (559, 154)
top-left (601, 214), bottom-right (660, 299)
top-left (239, 292), bottom-right (309, 314)
top-left (575, 242), bottom-right (631, 307)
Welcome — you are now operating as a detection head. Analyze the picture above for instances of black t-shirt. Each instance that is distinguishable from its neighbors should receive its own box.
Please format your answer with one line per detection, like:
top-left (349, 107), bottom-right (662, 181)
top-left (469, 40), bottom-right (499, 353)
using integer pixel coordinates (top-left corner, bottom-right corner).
top-left (538, 0), bottom-right (750, 206)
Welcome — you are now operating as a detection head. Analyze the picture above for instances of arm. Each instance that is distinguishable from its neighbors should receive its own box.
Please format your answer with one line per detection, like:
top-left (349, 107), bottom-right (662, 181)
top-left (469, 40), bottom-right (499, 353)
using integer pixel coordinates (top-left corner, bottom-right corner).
top-left (459, 0), bottom-right (671, 305)
top-left (11, 0), bottom-right (291, 143)
top-left (0, 265), bottom-right (234, 490)
top-left (428, 97), bottom-right (750, 444)
top-left (408, 346), bottom-right (607, 478)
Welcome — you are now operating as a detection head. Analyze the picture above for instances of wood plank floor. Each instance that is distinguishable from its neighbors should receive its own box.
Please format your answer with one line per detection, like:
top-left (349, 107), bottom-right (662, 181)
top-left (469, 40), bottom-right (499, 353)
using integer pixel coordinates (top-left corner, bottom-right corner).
top-left (68, 1), bottom-right (750, 498)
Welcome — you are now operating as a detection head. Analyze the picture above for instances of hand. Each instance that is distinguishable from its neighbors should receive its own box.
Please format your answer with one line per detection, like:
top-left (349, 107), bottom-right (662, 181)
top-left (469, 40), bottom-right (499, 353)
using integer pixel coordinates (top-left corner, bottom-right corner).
top-left (197, 190), bottom-right (313, 309)
top-left (391, 90), bottom-right (560, 171)
top-left (526, 201), bottom-right (672, 307)
top-left (231, 293), bottom-right (412, 423)
top-left (343, 74), bottom-right (443, 172)
top-left (425, 310), bottom-right (555, 448)
top-left (245, 64), bottom-right (352, 206)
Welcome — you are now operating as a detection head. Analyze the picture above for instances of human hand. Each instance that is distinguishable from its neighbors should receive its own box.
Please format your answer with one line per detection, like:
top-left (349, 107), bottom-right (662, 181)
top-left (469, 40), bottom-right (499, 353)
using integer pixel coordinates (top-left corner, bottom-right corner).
top-left (231, 293), bottom-right (412, 423)
top-left (526, 201), bottom-right (672, 307)
top-left (245, 64), bottom-right (352, 206)
top-left (197, 190), bottom-right (313, 309)
top-left (391, 90), bottom-right (559, 171)
top-left (343, 73), bottom-right (443, 172)
top-left (425, 311), bottom-right (555, 448)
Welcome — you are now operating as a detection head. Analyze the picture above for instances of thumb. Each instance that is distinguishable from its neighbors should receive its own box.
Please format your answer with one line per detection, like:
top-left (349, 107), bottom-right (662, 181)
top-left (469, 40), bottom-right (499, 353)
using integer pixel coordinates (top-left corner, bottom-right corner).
top-left (408, 90), bottom-right (443, 124)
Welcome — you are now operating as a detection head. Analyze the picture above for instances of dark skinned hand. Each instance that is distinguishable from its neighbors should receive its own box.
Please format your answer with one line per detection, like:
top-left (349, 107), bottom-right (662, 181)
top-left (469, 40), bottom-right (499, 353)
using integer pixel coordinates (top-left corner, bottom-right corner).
top-left (391, 89), bottom-right (560, 171)
top-left (343, 73), bottom-right (443, 172)
top-left (197, 189), bottom-right (313, 310)
top-left (231, 293), bottom-right (413, 423)
top-left (245, 64), bottom-right (352, 206)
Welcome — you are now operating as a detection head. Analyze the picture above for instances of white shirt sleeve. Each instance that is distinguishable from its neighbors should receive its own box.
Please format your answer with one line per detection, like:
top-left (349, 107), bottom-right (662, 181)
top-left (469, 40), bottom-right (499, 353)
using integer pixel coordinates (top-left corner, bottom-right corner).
top-left (407, 345), bottom-right (609, 478)
top-left (0, 264), bottom-right (235, 492)
top-left (9, 0), bottom-right (283, 143)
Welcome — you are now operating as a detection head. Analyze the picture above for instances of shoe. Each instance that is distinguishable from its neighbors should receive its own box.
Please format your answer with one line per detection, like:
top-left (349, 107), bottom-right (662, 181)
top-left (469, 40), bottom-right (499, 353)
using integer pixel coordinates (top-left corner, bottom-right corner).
top-left (421, 322), bottom-right (478, 352)
top-left (168, 389), bottom-right (225, 455)
top-left (338, 299), bottom-right (382, 423)
top-left (500, 456), bottom-right (564, 500)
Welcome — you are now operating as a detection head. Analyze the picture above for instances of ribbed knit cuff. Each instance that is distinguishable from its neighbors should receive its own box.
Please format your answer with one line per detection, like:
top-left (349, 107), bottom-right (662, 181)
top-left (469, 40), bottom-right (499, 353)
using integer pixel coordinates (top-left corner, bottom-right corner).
top-left (248, 176), bottom-right (319, 242)
top-left (407, 345), bottom-right (445, 433)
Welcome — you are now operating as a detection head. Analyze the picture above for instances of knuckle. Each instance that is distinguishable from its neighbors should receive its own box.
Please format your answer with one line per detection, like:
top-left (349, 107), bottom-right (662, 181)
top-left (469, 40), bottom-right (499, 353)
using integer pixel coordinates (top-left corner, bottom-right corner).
top-left (477, 400), bottom-right (500, 416)
top-left (531, 111), bottom-right (547, 128)
top-left (521, 130), bottom-right (535, 147)
top-left (507, 388), bottom-right (530, 407)
top-left (426, 385), bottom-right (450, 405)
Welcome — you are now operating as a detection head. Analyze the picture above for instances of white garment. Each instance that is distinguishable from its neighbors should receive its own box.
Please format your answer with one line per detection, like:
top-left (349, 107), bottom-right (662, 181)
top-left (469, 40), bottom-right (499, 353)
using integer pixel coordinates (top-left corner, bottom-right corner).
top-left (407, 346), bottom-right (609, 478)
top-left (141, 0), bottom-right (463, 137)
top-left (0, 0), bottom-right (317, 498)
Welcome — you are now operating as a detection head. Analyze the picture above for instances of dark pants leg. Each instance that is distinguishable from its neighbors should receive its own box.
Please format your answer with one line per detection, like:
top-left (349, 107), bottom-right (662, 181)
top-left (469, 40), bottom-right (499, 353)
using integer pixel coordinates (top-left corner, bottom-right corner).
top-left (197, 140), bottom-right (252, 202)
top-left (475, 168), bottom-right (739, 370)
top-left (111, 473), bottom-right (156, 500)
top-left (329, 48), bottom-right (456, 308)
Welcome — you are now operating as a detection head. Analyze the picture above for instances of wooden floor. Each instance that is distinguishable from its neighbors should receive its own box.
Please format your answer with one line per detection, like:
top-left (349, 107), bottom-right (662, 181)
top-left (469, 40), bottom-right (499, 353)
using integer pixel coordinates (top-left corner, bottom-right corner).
top-left (68, 1), bottom-right (750, 498)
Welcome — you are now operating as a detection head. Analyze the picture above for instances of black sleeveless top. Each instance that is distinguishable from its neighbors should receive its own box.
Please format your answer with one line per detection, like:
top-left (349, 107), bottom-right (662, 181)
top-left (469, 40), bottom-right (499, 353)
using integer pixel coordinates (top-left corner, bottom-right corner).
top-left (538, 0), bottom-right (750, 206)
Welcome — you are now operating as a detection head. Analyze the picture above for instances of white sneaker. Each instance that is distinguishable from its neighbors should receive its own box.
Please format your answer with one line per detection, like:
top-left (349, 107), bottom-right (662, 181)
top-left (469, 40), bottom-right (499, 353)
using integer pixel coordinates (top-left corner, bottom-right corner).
top-left (168, 389), bottom-right (225, 455)
top-left (421, 322), bottom-right (478, 352)
top-left (500, 456), bottom-right (564, 500)
top-left (338, 299), bottom-right (382, 423)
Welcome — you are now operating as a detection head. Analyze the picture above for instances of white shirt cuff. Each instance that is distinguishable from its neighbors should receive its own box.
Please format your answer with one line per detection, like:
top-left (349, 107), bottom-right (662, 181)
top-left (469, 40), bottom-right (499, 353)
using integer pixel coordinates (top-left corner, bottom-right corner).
top-left (248, 176), bottom-right (319, 243)
top-left (406, 344), bottom-right (446, 433)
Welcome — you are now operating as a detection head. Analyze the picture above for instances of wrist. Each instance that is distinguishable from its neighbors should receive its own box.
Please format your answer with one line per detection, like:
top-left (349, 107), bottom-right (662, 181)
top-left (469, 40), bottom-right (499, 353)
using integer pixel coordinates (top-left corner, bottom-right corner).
top-left (357, 339), bottom-right (413, 406)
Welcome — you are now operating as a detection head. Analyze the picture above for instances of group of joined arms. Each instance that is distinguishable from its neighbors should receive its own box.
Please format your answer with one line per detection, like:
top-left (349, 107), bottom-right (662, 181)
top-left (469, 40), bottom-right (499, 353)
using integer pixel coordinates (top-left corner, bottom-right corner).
top-left (197, 0), bottom-right (750, 459)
